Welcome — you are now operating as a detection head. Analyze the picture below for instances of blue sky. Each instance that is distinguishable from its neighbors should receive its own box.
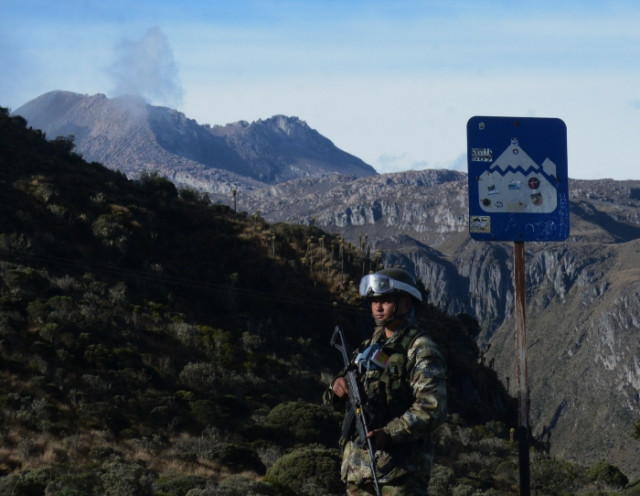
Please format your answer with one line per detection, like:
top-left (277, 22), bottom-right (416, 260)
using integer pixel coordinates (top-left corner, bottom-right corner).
top-left (2, 0), bottom-right (639, 180)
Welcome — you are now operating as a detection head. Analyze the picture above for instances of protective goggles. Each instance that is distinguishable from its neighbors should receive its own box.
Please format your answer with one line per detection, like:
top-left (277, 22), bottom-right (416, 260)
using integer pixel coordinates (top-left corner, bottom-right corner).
top-left (358, 273), bottom-right (422, 302)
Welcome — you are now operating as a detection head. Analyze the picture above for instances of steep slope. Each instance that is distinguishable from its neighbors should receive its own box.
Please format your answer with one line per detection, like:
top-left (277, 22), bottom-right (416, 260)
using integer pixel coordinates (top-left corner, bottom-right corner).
top-left (14, 90), bottom-right (256, 194)
top-left (234, 171), bottom-right (640, 478)
top-left (1, 106), bottom-right (526, 493)
top-left (14, 91), bottom-right (377, 192)
top-left (209, 115), bottom-right (376, 182)
top-left (9, 91), bottom-right (640, 478)
top-left (487, 238), bottom-right (640, 475)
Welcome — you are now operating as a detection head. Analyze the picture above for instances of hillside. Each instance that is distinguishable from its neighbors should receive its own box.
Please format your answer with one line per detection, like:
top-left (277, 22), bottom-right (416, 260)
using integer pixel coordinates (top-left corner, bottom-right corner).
top-left (3, 105), bottom-right (640, 494)
top-left (232, 171), bottom-right (640, 479)
top-left (0, 107), bottom-right (555, 495)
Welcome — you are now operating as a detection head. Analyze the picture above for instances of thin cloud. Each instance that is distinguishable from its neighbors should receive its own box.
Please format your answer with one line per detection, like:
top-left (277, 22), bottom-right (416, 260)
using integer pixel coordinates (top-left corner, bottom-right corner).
top-left (2, 1), bottom-right (640, 179)
top-left (107, 27), bottom-right (183, 107)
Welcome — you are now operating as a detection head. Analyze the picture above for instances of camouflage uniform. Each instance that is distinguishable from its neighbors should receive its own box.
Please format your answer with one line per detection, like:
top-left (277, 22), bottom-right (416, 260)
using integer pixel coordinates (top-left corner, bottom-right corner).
top-left (327, 323), bottom-right (447, 496)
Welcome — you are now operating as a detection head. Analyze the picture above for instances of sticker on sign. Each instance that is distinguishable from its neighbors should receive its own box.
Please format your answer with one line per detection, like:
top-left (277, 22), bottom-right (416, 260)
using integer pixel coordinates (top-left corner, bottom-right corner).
top-left (467, 116), bottom-right (569, 242)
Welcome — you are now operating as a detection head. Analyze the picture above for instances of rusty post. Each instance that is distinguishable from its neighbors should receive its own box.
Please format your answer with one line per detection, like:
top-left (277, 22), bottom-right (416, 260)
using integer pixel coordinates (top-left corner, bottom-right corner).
top-left (514, 240), bottom-right (530, 496)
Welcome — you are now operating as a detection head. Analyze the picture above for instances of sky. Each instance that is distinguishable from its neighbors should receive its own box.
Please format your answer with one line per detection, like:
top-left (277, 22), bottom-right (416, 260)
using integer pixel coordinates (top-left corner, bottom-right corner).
top-left (1, 0), bottom-right (640, 180)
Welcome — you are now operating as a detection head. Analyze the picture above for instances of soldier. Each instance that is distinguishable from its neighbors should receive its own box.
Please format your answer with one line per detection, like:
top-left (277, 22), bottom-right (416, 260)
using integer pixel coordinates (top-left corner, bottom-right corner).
top-left (327, 268), bottom-right (447, 495)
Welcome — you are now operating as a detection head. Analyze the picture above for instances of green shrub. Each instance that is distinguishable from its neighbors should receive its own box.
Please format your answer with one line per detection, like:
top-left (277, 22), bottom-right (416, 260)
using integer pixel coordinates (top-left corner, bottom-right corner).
top-left (185, 475), bottom-right (277, 495)
top-left (43, 470), bottom-right (101, 496)
top-left (91, 213), bottom-right (131, 251)
top-left (493, 460), bottom-right (518, 484)
top-left (88, 446), bottom-right (122, 461)
top-left (189, 398), bottom-right (243, 428)
top-left (100, 455), bottom-right (156, 496)
top-left (265, 400), bottom-right (339, 446)
top-left (585, 461), bottom-right (629, 488)
top-left (265, 447), bottom-right (342, 495)
top-left (179, 362), bottom-right (218, 394)
top-left (429, 464), bottom-right (456, 496)
top-left (138, 171), bottom-right (177, 201)
top-left (0, 467), bottom-right (54, 496)
top-left (531, 456), bottom-right (584, 495)
top-left (451, 484), bottom-right (475, 496)
top-left (154, 474), bottom-right (206, 496)
top-left (201, 442), bottom-right (265, 474)
top-left (178, 188), bottom-right (210, 205)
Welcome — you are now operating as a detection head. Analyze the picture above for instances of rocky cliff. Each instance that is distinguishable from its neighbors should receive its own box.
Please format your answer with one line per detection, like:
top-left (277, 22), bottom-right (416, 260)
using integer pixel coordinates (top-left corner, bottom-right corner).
top-left (232, 170), bottom-right (640, 478)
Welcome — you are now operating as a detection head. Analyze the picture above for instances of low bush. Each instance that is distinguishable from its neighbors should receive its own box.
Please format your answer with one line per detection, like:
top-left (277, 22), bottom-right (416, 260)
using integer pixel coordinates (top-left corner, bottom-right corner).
top-left (265, 447), bottom-right (342, 495)
top-left (0, 467), bottom-right (54, 496)
top-left (586, 461), bottom-right (629, 488)
top-left (201, 442), bottom-right (265, 474)
top-left (154, 474), bottom-right (207, 496)
top-left (265, 400), bottom-right (340, 447)
top-left (100, 456), bottom-right (156, 496)
top-left (184, 475), bottom-right (277, 495)
top-left (43, 470), bottom-right (100, 496)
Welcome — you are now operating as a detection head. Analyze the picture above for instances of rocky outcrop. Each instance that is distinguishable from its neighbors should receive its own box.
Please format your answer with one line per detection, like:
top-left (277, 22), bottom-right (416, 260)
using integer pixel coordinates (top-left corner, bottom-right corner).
top-left (236, 172), bottom-right (640, 478)
top-left (14, 91), bottom-right (377, 191)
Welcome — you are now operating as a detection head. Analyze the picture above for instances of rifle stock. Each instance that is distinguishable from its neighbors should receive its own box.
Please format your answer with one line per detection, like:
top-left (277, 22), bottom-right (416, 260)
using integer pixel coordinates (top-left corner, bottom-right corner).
top-left (331, 325), bottom-right (382, 496)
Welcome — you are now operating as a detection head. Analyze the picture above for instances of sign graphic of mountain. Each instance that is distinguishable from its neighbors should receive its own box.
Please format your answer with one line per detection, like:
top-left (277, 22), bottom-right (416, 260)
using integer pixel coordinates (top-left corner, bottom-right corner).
top-left (478, 138), bottom-right (558, 214)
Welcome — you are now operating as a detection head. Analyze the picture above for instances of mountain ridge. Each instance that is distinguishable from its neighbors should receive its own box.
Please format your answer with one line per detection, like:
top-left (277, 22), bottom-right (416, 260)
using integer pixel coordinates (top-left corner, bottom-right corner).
top-left (10, 92), bottom-right (640, 478)
top-left (14, 91), bottom-right (377, 193)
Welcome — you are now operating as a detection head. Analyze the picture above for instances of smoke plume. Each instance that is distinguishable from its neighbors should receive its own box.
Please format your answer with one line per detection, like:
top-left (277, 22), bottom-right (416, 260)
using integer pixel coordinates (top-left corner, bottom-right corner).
top-left (108, 27), bottom-right (183, 107)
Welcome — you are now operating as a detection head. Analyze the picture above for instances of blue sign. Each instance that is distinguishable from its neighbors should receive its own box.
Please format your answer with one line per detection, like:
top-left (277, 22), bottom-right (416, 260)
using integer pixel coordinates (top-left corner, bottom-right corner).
top-left (467, 116), bottom-right (569, 241)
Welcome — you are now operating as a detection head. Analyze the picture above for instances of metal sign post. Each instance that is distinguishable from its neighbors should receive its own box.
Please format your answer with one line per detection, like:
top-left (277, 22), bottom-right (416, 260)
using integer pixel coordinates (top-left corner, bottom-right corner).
top-left (467, 116), bottom-right (569, 496)
top-left (467, 116), bottom-right (569, 242)
top-left (514, 240), bottom-right (530, 496)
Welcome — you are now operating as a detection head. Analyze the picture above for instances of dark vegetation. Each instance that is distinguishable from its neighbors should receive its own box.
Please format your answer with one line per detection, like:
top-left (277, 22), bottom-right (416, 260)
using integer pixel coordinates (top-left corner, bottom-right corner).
top-left (1, 106), bottom-right (637, 495)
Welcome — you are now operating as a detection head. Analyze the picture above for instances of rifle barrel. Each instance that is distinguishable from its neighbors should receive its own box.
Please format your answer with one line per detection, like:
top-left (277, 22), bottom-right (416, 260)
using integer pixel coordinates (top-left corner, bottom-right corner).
top-left (331, 325), bottom-right (382, 496)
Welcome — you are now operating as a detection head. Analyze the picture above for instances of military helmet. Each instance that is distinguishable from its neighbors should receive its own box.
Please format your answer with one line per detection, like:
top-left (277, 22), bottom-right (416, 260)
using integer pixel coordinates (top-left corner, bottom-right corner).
top-left (359, 268), bottom-right (423, 302)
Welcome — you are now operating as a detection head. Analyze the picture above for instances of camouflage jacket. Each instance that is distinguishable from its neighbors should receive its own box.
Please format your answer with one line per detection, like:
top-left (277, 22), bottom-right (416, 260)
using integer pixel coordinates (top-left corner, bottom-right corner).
top-left (325, 322), bottom-right (447, 486)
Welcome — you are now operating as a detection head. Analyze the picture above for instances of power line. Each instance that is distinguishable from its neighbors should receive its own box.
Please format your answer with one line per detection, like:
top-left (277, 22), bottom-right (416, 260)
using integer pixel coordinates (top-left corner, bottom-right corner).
top-left (0, 248), bottom-right (361, 314)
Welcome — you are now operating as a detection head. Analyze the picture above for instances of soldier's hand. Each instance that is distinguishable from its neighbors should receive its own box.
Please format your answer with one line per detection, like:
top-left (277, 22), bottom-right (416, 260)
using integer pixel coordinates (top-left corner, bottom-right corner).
top-left (331, 377), bottom-right (349, 398)
top-left (366, 428), bottom-right (390, 452)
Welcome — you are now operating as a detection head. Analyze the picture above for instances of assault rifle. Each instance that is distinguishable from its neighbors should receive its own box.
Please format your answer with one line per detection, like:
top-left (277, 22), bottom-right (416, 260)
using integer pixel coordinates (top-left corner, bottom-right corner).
top-left (331, 325), bottom-right (381, 496)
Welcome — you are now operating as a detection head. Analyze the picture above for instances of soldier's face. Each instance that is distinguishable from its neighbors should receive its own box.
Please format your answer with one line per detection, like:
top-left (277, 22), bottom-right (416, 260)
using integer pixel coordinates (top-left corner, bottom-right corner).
top-left (370, 296), bottom-right (395, 322)
top-left (370, 295), bottom-right (412, 323)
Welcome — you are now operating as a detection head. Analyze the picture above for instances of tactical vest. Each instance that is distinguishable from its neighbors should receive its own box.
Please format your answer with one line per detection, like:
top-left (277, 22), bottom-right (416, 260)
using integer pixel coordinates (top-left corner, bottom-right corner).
top-left (356, 325), bottom-right (425, 434)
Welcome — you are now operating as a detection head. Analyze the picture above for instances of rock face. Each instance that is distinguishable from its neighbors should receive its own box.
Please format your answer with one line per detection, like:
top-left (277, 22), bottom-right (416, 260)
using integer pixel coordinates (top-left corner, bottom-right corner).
top-left (14, 91), bottom-right (377, 193)
top-left (13, 93), bottom-right (640, 477)
top-left (234, 171), bottom-right (640, 478)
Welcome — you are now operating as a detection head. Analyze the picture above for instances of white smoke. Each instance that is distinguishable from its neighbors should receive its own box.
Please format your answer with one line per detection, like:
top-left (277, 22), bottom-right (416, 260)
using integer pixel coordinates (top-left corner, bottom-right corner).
top-left (108, 27), bottom-right (183, 107)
